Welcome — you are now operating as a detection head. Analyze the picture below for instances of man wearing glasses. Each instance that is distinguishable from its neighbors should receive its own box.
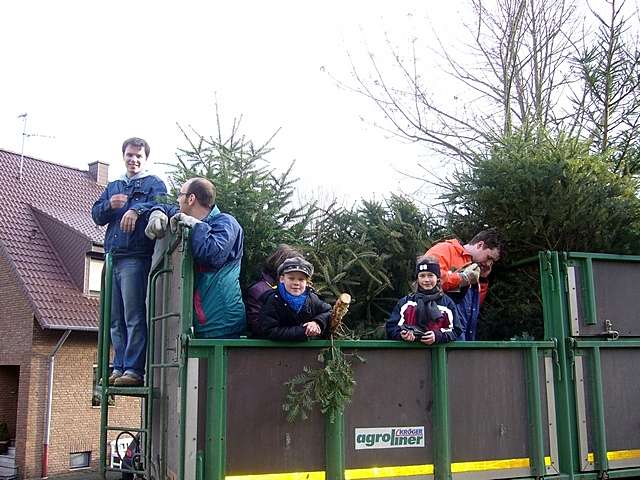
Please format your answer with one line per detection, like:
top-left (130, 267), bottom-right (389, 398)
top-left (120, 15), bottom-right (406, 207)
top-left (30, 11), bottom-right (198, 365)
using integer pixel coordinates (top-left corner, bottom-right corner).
top-left (425, 228), bottom-right (504, 340)
top-left (92, 137), bottom-right (167, 387)
top-left (145, 177), bottom-right (245, 338)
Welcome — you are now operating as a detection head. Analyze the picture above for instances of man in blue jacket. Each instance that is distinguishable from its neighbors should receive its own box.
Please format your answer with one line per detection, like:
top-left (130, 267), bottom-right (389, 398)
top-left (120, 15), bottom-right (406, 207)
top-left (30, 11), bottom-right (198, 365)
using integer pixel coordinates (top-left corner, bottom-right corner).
top-left (145, 177), bottom-right (246, 338)
top-left (92, 137), bottom-right (167, 387)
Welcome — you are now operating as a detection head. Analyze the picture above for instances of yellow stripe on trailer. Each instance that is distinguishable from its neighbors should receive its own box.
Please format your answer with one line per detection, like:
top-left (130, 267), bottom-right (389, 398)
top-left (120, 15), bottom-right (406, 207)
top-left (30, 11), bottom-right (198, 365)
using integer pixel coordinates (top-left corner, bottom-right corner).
top-left (345, 464), bottom-right (434, 479)
top-left (587, 449), bottom-right (640, 462)
top-left (226, 472), bottom-right (326, 480)
top-left (225, 456), bottom-right (553, 479)
top-left (451, 455), bottom-right (552, 472)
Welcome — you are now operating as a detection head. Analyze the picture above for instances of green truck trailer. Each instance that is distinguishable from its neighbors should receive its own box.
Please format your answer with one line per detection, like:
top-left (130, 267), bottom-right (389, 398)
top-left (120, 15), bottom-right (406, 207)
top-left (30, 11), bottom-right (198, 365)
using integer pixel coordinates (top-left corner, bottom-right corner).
top-left (97, 231), bottom-right (640, 480)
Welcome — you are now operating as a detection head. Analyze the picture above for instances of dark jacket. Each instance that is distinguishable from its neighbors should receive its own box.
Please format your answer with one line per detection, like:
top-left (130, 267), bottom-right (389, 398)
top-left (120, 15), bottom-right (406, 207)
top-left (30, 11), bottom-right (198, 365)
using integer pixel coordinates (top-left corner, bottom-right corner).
top-left (92, 173), bottom-right (167, 257)
top-left (449, 285), bottom-right (480, 341)
top-left (257, 288), bottom-right (331, 341)
top-left (245, 272), bottom-right (276, 336)
top-left (386, 292), bottom-right (462, 344)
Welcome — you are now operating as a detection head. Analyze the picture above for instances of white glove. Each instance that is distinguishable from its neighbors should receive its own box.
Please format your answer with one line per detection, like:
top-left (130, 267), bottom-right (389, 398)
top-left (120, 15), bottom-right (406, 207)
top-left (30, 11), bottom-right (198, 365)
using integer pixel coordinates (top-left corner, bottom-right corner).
top-left (144, 211), bottom-right (168, 240)
top-left (170, 213), bottom-right (202, 233)
top-left (459, 263), bottom-right (481, 286)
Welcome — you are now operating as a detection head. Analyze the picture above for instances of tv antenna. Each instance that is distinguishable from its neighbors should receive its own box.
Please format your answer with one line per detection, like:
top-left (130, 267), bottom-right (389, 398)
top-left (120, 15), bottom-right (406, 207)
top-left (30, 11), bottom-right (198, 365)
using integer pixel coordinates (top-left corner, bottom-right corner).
top-left (17, 113), bottom-right (55, 181)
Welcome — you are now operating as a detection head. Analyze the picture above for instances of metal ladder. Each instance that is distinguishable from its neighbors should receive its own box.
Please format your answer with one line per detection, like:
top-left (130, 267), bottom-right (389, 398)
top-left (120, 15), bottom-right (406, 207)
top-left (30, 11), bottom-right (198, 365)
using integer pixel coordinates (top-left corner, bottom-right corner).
top-left (97, 233), bottom-right (193, 479)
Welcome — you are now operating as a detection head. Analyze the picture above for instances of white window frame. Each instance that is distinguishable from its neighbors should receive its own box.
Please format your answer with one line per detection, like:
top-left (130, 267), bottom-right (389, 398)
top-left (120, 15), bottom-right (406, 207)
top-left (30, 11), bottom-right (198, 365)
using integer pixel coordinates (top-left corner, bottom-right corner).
top-left (69, 451), bottom-right (91, 469)
top-left (84, 254), bottom-right (104, 296)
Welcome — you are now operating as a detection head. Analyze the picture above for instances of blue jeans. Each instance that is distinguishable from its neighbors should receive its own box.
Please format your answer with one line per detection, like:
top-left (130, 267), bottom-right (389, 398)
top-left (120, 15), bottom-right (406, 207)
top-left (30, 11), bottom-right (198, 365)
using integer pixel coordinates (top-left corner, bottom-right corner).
top-left (110, 257), bottom-right (151, 378)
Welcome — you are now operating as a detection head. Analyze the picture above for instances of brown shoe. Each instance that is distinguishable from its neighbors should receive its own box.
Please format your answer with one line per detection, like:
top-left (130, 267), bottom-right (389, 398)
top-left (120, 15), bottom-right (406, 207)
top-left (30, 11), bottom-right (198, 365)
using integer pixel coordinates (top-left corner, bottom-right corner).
top-left (113, 373), bottom-right (143, 387)
top-left (108, 371), bottom-right (123, 385)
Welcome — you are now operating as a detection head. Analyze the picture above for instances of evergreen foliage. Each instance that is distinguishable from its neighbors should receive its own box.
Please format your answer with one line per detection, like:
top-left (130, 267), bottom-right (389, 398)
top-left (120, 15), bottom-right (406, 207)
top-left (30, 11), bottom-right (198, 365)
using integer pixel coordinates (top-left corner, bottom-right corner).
top-left (308, 196), bottom-right (442, 336)
top-left (166, 115), bottom-right (317, 286)
top-left (282, 344), bottom-right (362, 424)
top-left (444, 131), bottom-right (640, 339)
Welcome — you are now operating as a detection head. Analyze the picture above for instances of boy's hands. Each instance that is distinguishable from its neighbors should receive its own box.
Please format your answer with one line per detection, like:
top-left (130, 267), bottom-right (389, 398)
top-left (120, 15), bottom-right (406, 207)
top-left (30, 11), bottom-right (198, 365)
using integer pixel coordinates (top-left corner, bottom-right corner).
top-left (400, 329), bottom-right (436, 345)
top-left (303, 321), bottom-right (321, 337)
top-left (420, 331), bottom-right (436, 345)
top-left (400, 329), bottom-right (415, 342)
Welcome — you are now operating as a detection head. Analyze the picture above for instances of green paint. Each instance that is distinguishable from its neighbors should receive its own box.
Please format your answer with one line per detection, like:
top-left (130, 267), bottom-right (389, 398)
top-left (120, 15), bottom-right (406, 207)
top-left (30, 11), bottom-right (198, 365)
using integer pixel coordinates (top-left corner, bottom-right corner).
top-left (98, 254), bottom-right (113, 479)
top-left (432, 346), bottom-right (451, 480)
top-left (590, 347), bottom-right (609, 474)
top-left (525, 347), bottom-right (546, 477)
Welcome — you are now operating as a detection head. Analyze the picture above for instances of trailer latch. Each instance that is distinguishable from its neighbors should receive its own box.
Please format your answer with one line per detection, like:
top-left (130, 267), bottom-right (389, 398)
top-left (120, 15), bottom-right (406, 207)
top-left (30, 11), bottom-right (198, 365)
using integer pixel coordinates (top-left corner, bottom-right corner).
top-left (602, 320), bottom-right (619, 340)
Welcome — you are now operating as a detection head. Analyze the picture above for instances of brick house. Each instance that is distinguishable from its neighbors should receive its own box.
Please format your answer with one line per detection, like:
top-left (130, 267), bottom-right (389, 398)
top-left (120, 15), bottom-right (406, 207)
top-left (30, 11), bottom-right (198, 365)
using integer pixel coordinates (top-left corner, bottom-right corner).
top-left (0, 149), bottom-right (140, 478)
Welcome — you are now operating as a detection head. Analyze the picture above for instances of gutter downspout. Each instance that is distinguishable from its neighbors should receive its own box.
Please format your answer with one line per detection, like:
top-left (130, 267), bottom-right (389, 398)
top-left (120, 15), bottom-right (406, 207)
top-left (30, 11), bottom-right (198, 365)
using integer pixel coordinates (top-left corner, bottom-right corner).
top-left (42, 329), bottom-right (71, 479)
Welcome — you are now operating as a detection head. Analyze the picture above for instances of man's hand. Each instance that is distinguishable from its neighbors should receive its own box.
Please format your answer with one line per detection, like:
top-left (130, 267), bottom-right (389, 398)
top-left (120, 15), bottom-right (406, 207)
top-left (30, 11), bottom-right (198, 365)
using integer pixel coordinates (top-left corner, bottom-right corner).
top-left (170, 213), bottom-right (202, 233)
top-left (110, 193), bottom-right (128, 210)
top-left (145, 210), bottom-right (169, 240)
top-left (120, 209), bottom-right (139, 232)
top-left (459, 263), bottom-right (481, 286)
top-left (303, 321), bottom-right (322, 337)
top-left (420, 331), bottom-right (436, 345)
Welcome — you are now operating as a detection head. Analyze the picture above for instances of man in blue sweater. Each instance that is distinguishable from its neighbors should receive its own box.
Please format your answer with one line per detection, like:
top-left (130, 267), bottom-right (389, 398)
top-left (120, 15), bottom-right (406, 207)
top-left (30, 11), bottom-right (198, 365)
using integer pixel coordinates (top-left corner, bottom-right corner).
top-left (92, 137), bottom-right (167, 387)
top-left (145, 177), bottom-right (246, 338)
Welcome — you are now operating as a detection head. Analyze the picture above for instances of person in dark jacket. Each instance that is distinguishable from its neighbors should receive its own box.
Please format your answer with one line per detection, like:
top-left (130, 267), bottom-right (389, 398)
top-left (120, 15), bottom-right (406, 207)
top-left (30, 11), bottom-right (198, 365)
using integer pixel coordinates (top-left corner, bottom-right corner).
top-left (257, 257), bottom-right (331, 341)
top-left (245, 244), bottom-right (303, 336)
top-left (386, 256), bottom-right (462, 344)
top-left (92, 137), bottom-right (167, 386)
top-left (145, 177), bottom-right (245, 338)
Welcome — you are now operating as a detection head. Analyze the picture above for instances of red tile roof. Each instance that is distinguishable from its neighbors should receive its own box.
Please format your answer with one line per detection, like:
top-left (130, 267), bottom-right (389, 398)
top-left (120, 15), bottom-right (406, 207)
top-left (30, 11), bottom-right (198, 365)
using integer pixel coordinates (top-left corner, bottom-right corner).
top-left (0, 149), bottom-right (107, 331)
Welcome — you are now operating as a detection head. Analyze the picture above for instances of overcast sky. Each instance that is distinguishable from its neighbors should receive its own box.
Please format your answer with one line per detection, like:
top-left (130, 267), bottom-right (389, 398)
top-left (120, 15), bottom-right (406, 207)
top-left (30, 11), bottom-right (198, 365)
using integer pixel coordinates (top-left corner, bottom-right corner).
top-left (1, 2), bottom-right (481, 202)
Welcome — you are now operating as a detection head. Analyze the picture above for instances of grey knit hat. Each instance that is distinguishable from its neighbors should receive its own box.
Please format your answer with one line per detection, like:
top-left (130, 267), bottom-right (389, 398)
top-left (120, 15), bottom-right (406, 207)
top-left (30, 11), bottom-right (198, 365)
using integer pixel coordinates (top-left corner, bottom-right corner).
top-left (277, 256), bottom-right (314, 278)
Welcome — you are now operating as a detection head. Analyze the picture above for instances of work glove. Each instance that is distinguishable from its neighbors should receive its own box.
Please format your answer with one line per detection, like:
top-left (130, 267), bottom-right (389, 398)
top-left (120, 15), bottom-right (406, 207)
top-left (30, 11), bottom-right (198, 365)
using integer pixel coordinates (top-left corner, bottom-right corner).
top-left (170, 213), bottom-right (202, 233)
top-left (459, 263), bottom-right (480, 287)
top-left (145, 211), bottom-right (169, 240)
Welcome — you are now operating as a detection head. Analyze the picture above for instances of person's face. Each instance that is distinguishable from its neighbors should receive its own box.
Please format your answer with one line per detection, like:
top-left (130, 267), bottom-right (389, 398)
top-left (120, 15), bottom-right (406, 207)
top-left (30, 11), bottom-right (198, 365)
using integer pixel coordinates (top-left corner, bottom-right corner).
top-left (470, 241), bottom-right (501, 276)
top-left (280, 271), bottom-right (308, 296)
top-left (177, 180), bottom-right (194, 214)
top-left (417, 271), bottom-right (438, 290)
top-left (123, 145), bottom-right (147, 177)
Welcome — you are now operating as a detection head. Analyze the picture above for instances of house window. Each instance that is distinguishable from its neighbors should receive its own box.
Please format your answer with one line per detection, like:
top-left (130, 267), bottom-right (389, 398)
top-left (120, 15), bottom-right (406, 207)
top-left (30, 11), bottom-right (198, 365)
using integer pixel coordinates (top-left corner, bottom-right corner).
top-left (87, 256), bottom-right (104, 295)
top-left (92, 365), bottom-right (115, 407)
top-left (69, 451), bottom-right (91, 469)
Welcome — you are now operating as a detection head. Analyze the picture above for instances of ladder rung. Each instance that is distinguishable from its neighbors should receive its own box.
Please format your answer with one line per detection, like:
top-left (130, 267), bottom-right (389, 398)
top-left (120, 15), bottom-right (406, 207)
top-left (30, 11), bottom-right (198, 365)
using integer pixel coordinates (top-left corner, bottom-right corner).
top-left (107, 386), bottom-right (152, 397)
top-left (106, 426), bottom-right (147, 433)
top-left (150, 362), bottom-right (179, 368)
top-left (151, 311), bottom-right (180, 322)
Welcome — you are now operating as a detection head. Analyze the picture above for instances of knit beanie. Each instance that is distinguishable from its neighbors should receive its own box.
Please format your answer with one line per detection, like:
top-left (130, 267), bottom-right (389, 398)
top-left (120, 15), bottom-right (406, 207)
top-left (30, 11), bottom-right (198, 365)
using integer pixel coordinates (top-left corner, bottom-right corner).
top-left (415, 258), bottom-right (441, 279)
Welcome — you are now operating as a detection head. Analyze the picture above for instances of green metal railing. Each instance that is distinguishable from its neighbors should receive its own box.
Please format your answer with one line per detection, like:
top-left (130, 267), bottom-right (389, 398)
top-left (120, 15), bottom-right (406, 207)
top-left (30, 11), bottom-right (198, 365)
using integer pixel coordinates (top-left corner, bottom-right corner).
top-left (187, 338), bottom-right (555, 480)
top-left (96, 244), bottom-right (640, 480)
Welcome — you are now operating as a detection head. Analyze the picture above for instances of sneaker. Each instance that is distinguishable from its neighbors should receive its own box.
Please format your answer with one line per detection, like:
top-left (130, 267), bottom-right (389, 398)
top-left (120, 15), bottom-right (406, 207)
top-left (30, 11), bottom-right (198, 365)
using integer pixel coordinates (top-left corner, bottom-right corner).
top-left (113, 373), bottom-right (143, 387)
top-left (108, 370), bottom-right (123, 385)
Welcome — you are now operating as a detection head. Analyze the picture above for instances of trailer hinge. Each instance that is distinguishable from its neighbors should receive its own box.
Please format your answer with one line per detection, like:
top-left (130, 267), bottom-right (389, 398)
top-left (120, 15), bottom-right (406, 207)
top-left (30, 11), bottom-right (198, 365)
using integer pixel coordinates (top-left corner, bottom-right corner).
top-left (566, 337), bottom-right (577, 381)
top-left (550, 337), bottom-right (562, 382)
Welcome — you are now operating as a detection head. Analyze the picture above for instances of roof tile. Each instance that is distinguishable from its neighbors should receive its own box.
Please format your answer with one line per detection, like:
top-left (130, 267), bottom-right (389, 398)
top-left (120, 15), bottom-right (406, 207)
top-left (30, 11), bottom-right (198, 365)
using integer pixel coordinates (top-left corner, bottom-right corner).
top-left (0, 150), bottom-right (107, 330)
